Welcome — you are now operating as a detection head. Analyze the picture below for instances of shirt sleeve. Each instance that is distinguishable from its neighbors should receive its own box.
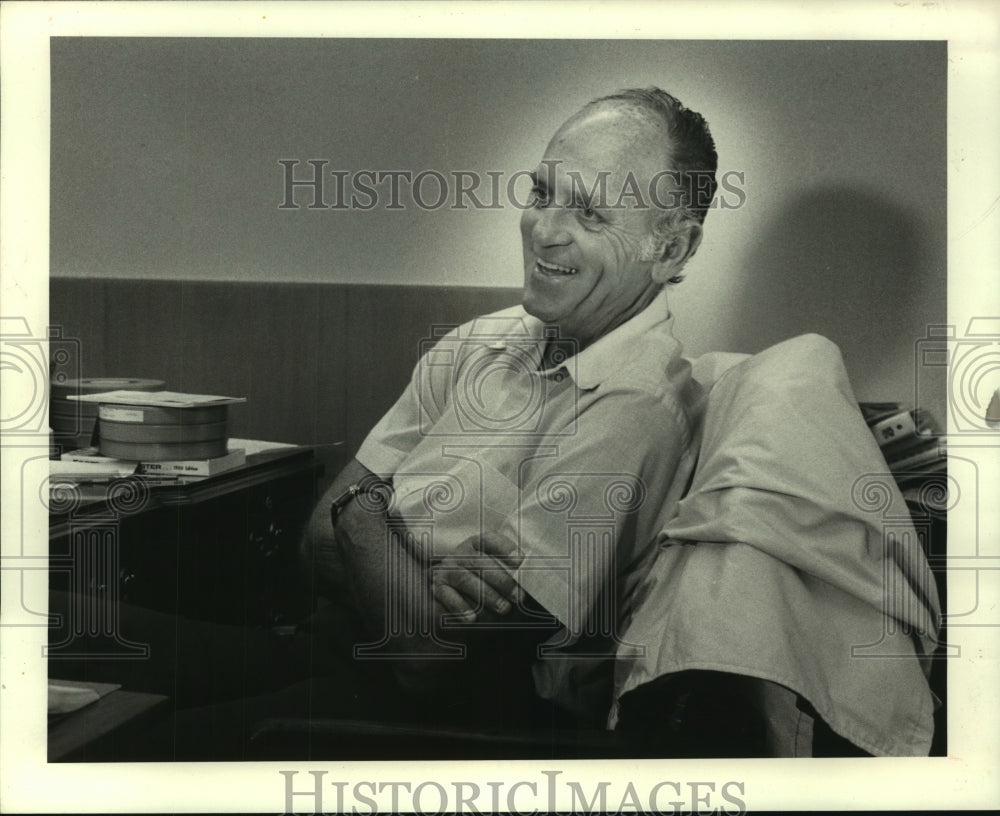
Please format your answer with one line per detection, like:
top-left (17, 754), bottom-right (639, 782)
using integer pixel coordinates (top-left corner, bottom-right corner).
top-left (354, 334), bottom-right (455, 479)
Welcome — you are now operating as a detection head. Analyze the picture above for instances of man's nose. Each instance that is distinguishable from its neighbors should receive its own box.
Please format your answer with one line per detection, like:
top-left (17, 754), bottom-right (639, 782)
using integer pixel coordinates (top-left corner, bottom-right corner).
top-left (530, 205), bottom-right (572, 248)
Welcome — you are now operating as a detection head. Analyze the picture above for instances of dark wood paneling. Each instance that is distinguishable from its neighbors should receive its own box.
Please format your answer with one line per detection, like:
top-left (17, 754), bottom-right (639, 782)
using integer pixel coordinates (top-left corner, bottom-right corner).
top-left (175, 282), bottom-right (256, 397)
top-left (251, 282), bottom-right (347, 447)
top-left (344, 285), bottom-right (520, 454)
top-left (49, 278), bottom-right (109, 379)
top-left (311, 285), bottom-right (351, 487)
top-left (49, 279), bottom-right (520, 466)
top-left (102, 280), bottom-right (188, 391)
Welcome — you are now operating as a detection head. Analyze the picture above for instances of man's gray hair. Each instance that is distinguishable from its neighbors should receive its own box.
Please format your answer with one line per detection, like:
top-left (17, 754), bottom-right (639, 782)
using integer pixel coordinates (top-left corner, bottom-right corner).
top-left (588, 87), bottom-right (717, 221)
top-left (586, 87), bottom-right (718, 285)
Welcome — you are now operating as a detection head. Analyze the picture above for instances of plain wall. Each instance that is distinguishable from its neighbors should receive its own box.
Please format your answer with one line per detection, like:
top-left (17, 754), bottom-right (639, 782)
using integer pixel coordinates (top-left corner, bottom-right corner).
top-left (50, 38), bottom-right (946, 420)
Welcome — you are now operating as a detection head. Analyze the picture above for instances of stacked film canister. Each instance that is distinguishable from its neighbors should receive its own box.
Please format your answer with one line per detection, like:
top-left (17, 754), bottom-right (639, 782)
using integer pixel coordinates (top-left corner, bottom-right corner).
top-left (50, 378), bottom-right (166, 452)
top-left (97, 402), bottom-right (229, 461)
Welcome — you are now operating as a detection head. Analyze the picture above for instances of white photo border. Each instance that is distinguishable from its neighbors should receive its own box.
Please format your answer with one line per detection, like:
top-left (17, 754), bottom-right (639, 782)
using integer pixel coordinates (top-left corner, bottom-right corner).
top-left (2, 1), bottom-right (998, 812)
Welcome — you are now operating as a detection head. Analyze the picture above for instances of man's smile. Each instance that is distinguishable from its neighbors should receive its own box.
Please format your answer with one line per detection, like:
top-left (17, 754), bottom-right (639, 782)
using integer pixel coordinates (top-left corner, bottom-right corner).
top-left (533, 258), bottom-right (579, 277)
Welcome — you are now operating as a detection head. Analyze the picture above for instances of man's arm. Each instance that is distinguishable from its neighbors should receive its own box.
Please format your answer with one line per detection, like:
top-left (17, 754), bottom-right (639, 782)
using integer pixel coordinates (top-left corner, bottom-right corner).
top-left (301, 457), bottom-right (553, 700)
top-left (300, 457), bottom-right (380, 600)
top-left (301, 458), bottom-right (437, 695)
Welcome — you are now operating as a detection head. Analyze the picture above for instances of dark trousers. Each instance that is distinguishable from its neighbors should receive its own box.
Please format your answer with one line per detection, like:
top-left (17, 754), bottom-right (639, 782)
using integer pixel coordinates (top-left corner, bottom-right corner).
top-left (614, 670), bottom-right (872, 758)
top-left (47, 592), bottom-right (571, 760)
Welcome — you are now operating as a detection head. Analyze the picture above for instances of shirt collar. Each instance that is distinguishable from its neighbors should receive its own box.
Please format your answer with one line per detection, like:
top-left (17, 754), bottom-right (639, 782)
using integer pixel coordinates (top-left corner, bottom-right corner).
top-left (539, 294), bottom-right (673, 390)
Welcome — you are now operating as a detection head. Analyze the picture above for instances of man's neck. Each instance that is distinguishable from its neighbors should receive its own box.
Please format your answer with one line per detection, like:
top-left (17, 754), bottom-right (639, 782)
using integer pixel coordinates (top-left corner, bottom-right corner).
top-left (540, 288), bottom-right (666, 368)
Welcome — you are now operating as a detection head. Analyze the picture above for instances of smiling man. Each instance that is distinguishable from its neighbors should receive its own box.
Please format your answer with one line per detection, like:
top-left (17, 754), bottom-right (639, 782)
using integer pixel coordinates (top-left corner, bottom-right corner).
top-left (303, 88), bottom-right (716, 728)
top-left (48, 87), bottom-right (937, 761)
top-left (521, 95), bottom-right (706, 354)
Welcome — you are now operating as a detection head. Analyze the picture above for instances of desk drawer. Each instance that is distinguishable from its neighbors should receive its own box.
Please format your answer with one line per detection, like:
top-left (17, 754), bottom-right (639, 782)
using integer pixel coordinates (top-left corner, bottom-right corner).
top-left (50, 455), bottom-right (320, 627)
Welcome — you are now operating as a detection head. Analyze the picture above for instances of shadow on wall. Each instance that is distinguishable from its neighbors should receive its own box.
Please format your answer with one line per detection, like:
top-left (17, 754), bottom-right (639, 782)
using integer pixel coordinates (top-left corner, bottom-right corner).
top-left (724, 185), bottom-right (927, 357)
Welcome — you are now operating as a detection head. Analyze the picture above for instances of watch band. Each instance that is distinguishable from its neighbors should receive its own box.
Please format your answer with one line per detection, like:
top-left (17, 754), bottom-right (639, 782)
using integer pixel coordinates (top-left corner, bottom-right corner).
top-left (329, 478), bottom-right (389, 528)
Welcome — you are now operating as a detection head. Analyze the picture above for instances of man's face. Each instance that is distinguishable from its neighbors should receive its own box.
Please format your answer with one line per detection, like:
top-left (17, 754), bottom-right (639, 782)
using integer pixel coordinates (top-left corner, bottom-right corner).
top-left (520, 105), bottom-right (675, 349)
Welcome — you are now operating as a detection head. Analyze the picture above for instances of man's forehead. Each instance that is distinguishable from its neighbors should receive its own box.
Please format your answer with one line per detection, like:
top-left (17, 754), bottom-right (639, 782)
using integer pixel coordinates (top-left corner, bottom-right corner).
top-left (542, 104), bottom-right (671, 178)
top-left (554, 103), bottom-right (666, 145)
top-left (560, 100), bottom-right (663, 134)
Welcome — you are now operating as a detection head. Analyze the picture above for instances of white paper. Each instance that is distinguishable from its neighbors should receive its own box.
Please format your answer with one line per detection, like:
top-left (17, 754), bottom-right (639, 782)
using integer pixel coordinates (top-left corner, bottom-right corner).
top-left (68, 390), bottom-right (246, 407)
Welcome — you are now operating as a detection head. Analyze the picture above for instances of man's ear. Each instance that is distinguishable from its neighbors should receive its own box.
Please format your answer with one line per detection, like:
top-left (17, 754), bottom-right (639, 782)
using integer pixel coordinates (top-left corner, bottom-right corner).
top-left (651, 220), bottom-right (703, 284)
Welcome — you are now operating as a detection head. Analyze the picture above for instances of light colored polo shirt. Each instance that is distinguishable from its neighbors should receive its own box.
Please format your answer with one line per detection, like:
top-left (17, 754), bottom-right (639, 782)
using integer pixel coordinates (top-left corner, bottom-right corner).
top-left (356, 294), bottom-right (701, 712)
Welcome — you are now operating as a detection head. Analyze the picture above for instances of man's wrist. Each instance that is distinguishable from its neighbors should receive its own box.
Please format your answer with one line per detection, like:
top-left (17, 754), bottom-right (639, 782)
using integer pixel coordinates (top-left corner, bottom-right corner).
top-left (329, 475), bottom-right (390, 528)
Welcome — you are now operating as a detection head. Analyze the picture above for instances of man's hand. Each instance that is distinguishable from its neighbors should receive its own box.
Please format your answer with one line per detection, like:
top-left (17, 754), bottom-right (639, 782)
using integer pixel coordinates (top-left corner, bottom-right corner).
top-left (431, 533), bottom-right (523, 622)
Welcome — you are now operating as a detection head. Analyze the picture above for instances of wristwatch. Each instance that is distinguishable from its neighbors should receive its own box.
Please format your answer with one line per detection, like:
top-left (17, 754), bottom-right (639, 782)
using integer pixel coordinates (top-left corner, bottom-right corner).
top-left (329, 479), bottom-right (388, 528)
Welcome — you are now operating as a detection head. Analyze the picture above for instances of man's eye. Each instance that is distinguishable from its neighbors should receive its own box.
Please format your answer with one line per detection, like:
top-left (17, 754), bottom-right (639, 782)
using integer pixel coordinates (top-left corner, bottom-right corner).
top-left (579, 205), bottom-right (601, 222)
top-left (529, 186), bottom-right (549, 206)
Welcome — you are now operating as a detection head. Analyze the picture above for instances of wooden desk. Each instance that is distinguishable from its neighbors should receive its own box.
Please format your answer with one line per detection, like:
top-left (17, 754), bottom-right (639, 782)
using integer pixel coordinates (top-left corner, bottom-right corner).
top-left (49, 446), bottom-right (322, 630)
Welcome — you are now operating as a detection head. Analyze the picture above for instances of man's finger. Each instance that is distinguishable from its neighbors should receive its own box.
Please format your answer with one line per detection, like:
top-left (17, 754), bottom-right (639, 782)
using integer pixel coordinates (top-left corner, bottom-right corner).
top-left (479, 533), bottom-right (523, 568)
top-left (477, 566), bottom-right (519, 605)
top-left (452, 568), bottom-right (512, 614)
top-left (432, 582), bottom-right (477, 621)
top-left (435, 567), bottom-right (511, 615)
top-left (456, 534), bottom-right (484, 554)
